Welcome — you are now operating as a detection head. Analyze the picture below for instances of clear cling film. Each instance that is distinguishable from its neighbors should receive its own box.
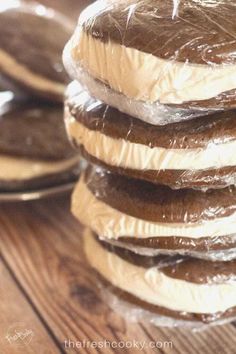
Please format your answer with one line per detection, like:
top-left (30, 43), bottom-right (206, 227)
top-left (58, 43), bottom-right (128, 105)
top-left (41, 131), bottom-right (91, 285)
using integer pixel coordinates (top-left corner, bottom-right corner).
top-left (63, 60), bottom-right (217, 126)
top-left (83, 228), bottom-right (236, 328)
top-left (63, 0), bottom-right (236, 330)
top-left (98, 283), bottom-right (236, 330)
top-left (64, 81), bottom-right (236, 190)
top-left (102, 238), bottom-right (236, 262)
top-left (63, 0), bottom-right (236, 125)
top-left (71, 166), bottom-right (236, 262)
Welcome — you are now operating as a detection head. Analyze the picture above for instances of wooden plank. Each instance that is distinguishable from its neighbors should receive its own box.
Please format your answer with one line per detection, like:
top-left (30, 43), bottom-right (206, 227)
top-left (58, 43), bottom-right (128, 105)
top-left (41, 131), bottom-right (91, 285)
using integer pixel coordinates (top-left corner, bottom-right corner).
top-left (0, 256), bottom-right (61, 354)
top-left (0, 197), bottom-right (236, 354)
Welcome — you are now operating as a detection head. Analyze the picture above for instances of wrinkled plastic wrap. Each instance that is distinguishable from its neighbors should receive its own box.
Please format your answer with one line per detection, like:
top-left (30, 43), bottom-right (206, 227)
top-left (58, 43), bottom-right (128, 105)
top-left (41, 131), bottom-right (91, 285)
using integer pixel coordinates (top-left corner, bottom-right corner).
top-left (63, 0), bottom-right (236, 126)
top-left (71, 166), bottom-right (236, 261)
top-left (102, 238), bottom-right (236, 262)
top-left (98, 283), bottom-right (236, 330)
top-left (84, 229), bottom-right (236, 329)
top-left (0, 0), bottom-right (74, 102)
top-left (63, 60), bottom-right (215, 126)
top-left (65, 81), bottom-right (236, 190)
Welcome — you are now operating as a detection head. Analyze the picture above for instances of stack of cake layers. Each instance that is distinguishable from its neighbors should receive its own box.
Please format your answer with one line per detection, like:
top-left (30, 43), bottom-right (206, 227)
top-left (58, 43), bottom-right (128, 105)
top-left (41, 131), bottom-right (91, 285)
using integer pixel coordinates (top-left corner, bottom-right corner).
top-left (63, 0), bottom-right (236, 327)
top-left (0, 1), bottom-right (80, 192)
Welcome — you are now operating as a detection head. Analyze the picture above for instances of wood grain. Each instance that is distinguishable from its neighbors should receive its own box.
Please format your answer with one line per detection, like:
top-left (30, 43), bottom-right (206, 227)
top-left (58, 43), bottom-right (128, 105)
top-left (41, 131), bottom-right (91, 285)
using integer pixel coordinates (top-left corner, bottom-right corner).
top-left (0, 196), bottom-right (236, 354)
top-left (0, 256), bottom-right (61, 354)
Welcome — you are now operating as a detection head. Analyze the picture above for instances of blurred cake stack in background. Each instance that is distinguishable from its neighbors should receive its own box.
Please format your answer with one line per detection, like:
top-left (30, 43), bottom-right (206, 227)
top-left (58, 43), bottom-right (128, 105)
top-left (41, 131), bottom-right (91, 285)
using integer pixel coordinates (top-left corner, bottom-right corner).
top-left (63, 0), bottom-right (236, 328)
top-left (0, 0), bottom-right (83, 192)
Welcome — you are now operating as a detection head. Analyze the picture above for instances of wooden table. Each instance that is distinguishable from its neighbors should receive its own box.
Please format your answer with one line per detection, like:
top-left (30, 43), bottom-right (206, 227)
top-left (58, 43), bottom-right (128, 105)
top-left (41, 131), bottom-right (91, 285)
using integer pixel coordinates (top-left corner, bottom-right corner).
top-left (0, 195), bottom-right (236, 354)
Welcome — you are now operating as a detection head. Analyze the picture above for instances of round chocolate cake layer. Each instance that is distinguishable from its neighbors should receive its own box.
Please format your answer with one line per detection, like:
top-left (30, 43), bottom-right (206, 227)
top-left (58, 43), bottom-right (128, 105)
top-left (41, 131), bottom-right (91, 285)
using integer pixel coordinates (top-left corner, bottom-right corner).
top-left (0, 96), bottom-right (76, 161)
top-left (0, 91), bottom-right (80, 191)
top-left (0, 154), bottom-right (80, 192)
top-left (101, 277), bottom-right (236, 324)
top-left (80, 147), bottom-right (236, 190)
top-left (84, 230), bottom-right (236, 324)
top-left (116, 234), bottom-right (236, 254)
top-left (65, 0), bottom-right (236, 108)
top-left (72, 167), bottom-right (236, 257)
top-left (67, 84), bottom-right (236, 149)
top-left (83, 167), bottom-right (236, 224)
top-left (0, 164), bottom-right (79, 192)
top-left (99, 237), bottom-right (236, 285)
top-left (65, 82), bottom-right (236, 189)
top-left (0, 1), bottom-right (73, 102)
top-left (82, 0), bottom-right (236, 65)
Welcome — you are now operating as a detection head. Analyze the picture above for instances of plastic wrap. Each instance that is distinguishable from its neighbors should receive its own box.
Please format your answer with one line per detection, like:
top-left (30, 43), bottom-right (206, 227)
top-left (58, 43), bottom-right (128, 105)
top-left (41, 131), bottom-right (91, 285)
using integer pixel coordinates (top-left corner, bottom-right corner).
top-left (63, 58), bottom-right (215, 126)
top-left (72, 166), bottom-right (236, 261)
top-left (65, 81), bottom-right (236, 190)
top-left (84, 228), bottom-right (236, 329)
top-left (0, 90), bottom-right (80, 192)
top-left (63, 0), bottom-right (236, 125)
top-left (0, 0), bottom-right (74, 102)
top-left (103, 238), bottom-right (236, 262)
top-left (97, 282), bottom-right (236, 330)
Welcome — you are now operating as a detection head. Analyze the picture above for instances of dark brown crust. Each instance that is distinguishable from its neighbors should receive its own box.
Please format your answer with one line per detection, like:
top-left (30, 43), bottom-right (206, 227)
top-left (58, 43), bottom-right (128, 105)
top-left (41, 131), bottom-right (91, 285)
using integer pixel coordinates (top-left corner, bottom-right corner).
top-left (83, 165), bottom-right (236, 224)
top-left (78, 144), bottom-right (236, 189)
top-left (83, 0), bottom-right (236, 65)
top-left (180, 89), bottom-right (236, 110)
top-left (0, 99), bottom-right (76, 160)
top-left (0, 8), bottom-right (70, 82)
top-left (97, 236), bottom-right (236, 284)
top-left (67, 88), bottom-right (236, 149)
top-left (119, 234), bottom-right (236, 253)
top-left (0, 6), bottom-right (71, 101)
top-left (0, 164), bottom-right (79, 192)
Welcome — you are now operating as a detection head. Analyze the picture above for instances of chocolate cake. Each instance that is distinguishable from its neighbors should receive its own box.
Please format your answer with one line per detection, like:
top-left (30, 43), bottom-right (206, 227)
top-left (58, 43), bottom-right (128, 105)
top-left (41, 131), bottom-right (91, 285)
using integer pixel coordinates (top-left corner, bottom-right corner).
top-left (72, 167), bottom-right (236, 259)
top-left (84, 229), bottom-right (236, 325)
top-left (63, 0), bottom-right (236, 328)
top-left (0, 1), bottom-right (73, 102)
top-left (65, 82), bottom-right (236, 189)
top-left (65, 0), bottom-right (236, 110)
top-left (0, 92), bottom-right (80, 191)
